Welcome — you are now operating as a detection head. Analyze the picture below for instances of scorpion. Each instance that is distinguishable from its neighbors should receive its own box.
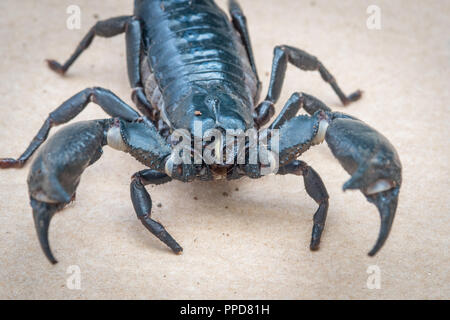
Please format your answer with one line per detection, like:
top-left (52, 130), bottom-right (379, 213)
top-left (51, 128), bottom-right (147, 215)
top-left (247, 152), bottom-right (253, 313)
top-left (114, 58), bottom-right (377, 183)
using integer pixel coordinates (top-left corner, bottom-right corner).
top-left (0, 0), bottom-right (402, 264)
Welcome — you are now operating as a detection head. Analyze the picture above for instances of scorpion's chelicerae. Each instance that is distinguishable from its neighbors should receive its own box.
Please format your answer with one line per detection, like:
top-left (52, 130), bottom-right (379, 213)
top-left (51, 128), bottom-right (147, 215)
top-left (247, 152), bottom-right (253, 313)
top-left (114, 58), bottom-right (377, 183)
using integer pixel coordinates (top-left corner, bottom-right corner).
top-left (0, 0), bottom-right (402, 264)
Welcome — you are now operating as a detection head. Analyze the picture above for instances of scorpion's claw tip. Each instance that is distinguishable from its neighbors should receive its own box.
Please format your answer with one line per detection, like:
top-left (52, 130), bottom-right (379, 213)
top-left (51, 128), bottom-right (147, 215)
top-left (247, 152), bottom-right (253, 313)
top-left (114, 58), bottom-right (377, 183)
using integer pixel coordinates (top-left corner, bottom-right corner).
top-left (46, 59), bottom-right (66, 75)
top-left (366, 186), bottom-right (400, 257)
top-left (31, 199), bottom-right (59, 264)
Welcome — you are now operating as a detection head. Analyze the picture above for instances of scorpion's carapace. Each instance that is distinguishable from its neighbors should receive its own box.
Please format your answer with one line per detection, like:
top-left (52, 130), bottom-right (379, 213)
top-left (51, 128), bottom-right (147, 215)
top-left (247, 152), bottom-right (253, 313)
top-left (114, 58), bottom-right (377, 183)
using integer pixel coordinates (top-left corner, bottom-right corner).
top-left (0, 0), bottom-right (400, 264)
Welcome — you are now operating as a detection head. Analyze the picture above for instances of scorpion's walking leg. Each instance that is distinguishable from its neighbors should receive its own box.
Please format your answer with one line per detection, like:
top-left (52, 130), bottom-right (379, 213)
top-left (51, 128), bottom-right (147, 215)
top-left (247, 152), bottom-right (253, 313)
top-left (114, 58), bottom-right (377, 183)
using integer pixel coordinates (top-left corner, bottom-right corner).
top-left (46, 16), bottom-right (132, 75)
top-left (269, 92), bottom-right (331, 130)
top-left (126, 19), bottom-right (160, 122)
top-left (256, 45), bottom-right (362, 125)
top-left (0, 87), bottom-right (140, 169)
top-left (229, 0), bottom-right (260, 83)
top-left (46, 15), bottom-right (158, 122)
top-left (278, 160), bottom-right (329, 250)
top-left (130, 170), bottom-right (183, 254)
top-left (229, 0), bottom-right (268, 127)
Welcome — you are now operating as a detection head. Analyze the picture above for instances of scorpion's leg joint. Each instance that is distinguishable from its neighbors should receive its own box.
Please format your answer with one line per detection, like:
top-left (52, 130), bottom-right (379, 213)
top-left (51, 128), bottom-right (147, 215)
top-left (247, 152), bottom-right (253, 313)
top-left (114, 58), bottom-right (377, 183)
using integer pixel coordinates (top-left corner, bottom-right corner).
top-left (253, 100), bottom-right (275, 128)
top-left (131, 87), bottom-right (160, 122)
top-left (132, 169), bottom-right (172, 186)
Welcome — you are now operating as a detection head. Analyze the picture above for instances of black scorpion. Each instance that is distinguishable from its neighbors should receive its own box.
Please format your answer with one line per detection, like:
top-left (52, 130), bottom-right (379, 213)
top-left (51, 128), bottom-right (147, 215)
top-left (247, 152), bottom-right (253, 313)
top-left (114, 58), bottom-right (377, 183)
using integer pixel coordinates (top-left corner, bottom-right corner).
top-left (0, 0), bottom-right (402, 264)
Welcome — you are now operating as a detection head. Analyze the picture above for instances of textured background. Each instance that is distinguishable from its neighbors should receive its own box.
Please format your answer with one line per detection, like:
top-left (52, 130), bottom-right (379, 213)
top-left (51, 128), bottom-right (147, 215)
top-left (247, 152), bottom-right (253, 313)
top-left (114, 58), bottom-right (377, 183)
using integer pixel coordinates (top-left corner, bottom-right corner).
top-left (0, 0), bottom-right (448, 299)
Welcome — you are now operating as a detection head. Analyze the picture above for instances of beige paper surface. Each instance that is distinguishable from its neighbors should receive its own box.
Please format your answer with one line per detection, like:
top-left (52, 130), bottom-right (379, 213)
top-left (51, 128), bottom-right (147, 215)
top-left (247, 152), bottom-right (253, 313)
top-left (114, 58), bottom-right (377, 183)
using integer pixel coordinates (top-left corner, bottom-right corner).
top-left (0, 0), bottom-right (448, 299)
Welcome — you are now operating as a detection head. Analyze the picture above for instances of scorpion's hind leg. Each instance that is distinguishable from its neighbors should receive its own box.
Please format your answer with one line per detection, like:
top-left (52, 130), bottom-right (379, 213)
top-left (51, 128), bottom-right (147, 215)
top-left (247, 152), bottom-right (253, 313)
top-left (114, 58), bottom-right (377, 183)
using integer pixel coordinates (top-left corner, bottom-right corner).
top-left (130, 170), bottom-right (183, 254)
top-left (0, 87), bottom-right (140, 169)
top-left (228, 0), bottom-right (272, 128)
top-left (278, 161), bottom-right (329, 250)
top-left (257, 45), bottom-right (362, 122)
top-left (27, 120), bottom-right (109, 264)
top-left (125, 18), bottom-right (160, 123)
top-left (229, 0), bottom-right (260, 85)
top-left (46, 16), bottom-right (133, 75)
top-left (45, 11), bottom-right (158, 124)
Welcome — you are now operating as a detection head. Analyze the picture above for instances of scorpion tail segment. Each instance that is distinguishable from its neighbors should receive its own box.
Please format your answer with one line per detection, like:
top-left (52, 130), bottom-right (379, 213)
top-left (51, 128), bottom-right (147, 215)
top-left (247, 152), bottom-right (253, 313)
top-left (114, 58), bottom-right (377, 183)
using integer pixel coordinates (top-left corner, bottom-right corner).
top-left (30, 198), bottom-right (64, 264)
top-left (325, 115), bottom-right (402, 256)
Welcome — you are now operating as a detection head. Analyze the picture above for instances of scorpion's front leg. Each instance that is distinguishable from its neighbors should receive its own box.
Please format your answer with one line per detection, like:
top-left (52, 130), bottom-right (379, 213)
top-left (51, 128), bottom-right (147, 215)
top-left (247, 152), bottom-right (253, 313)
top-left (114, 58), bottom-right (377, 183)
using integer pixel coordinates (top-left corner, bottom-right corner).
top-left (0, 87), bottom-right (140, 169)
top-left (131, 170), bottom-right (182, 254)
top-left (110, 120), bottom-right (182, 254)
top-left (229, 0), bottom-right (261, 96)
top-left (278, 161), bottom-right (329, 250)
top-left (275, 105), bottom-right (402, 256)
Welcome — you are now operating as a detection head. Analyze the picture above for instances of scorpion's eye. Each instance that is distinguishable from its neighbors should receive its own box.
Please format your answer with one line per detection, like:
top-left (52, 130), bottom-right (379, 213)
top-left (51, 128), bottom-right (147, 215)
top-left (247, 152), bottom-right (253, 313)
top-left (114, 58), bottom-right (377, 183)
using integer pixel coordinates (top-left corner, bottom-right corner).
top-left (205, 96), bottom-right (220, 107)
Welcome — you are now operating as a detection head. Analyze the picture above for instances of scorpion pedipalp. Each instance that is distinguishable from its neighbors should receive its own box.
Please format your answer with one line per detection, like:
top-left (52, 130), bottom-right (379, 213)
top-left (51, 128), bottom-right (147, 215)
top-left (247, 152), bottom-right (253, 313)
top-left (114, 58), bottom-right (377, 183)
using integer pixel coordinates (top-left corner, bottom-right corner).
top-left (325, 114), bottom-right (402, 256)
top-left (272, 90), bottom-right (401, 255)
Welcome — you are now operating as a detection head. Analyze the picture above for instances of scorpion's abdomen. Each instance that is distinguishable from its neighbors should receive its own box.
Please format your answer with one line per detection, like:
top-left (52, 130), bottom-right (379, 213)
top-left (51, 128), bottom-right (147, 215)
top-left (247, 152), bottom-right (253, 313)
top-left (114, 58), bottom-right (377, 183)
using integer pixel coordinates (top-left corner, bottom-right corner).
top-left (135, 0), bottom-right (258, 129)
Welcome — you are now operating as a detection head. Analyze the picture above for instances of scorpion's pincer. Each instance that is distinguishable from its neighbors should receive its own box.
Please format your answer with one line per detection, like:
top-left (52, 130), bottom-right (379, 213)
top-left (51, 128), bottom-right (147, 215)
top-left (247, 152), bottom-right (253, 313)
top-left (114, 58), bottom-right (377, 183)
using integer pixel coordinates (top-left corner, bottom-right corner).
top-left (325, 114), bottom-right (402, 256)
